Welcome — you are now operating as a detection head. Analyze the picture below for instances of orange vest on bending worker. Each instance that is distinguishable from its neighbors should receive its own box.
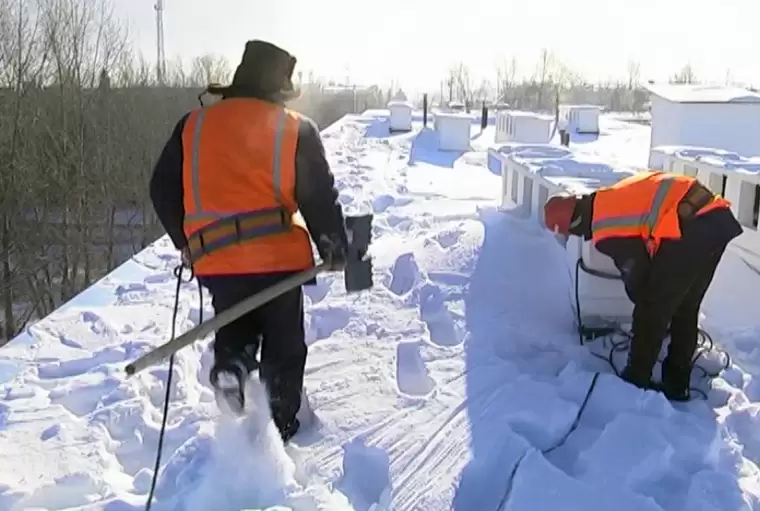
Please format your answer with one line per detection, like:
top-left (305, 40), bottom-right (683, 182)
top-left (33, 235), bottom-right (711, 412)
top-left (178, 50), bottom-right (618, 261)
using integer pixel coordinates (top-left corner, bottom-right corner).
top-left (591, 171), bottom-right (731, 257)
top-left (181, 98), bottom-right (314, 276)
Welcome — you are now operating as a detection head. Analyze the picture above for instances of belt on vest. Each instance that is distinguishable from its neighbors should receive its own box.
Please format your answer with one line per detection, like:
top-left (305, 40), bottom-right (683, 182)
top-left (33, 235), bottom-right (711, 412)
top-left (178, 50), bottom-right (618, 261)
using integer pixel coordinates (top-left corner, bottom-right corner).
top-left (186, 207), bottom-right (291, 262)
top-left (676, 181), bottom-right (716, 220)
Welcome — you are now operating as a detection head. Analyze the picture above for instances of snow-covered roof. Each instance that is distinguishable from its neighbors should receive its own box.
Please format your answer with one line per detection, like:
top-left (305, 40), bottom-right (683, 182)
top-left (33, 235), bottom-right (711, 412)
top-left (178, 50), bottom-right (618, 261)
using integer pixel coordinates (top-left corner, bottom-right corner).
top-left (489, 116), bottom-right (652, 193)
top-left (4, 110), bottom-right (760, 509)
top-left (435, 111), bottom-right (471, 120)
top-left (560, 104), bottom-right (602, 110)
top-left (645, 83), bottom-right (760, 104)
top-left (653, 144), bottom-right (760, 177)
top-left (506, 110), bottom-right (554, 121)
top-left (493, 143), bottom-right (636, 194)
top-left (321, 84), bottom-right (370, 93)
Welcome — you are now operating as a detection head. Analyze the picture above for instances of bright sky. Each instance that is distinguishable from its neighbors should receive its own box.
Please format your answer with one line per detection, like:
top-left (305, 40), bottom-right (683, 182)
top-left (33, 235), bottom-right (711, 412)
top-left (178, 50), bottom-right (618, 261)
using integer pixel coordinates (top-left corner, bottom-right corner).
top-left (113, 0), bottom-right (760, 91)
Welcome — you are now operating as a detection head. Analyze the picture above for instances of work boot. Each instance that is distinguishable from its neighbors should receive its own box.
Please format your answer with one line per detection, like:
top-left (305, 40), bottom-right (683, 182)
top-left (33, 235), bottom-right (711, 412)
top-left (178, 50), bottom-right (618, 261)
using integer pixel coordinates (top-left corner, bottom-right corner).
top-left (209, 359), bottom-right (249, 415)
top-left (620, 364), bottom-right (655, 390)
top-left (270, 393), bottom-right (301, 443)
top-left (276, 416), bottom-right (301, 443)
top-left (659, 358), bottom-right (691, 402)
top-left (210, 340), bottom-right (261, 415)
top-left (619, 328), bottom-right (665, 391)
top-left (267, 379), bottom-right (303, 443)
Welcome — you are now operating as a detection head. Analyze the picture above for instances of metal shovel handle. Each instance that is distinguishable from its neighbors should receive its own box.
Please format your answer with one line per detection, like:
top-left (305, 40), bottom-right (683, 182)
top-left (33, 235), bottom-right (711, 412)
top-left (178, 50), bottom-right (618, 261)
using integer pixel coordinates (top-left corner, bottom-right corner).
top-left (124, 263), bottom-right (329, 377)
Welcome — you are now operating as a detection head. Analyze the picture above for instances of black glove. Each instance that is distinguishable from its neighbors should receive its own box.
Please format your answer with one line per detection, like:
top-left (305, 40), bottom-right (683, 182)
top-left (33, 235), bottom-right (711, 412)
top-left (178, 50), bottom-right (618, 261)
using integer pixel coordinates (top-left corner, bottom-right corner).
top-left (318, 234), bottom-right (347, 271)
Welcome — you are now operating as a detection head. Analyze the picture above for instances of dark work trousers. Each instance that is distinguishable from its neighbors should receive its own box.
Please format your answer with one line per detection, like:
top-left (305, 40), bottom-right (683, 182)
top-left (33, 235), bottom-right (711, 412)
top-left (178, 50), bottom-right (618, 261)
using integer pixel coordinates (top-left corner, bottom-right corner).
top-left (198, 273), bottom-right (307, 428)
top-left (627, 240), bottom-right (725, 389)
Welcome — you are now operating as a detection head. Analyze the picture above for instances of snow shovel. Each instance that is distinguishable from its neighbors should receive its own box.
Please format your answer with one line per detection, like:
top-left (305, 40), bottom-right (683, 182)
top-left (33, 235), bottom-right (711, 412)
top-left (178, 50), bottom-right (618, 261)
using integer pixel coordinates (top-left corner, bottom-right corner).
top-left (124, 213), bottom-right (374, 377)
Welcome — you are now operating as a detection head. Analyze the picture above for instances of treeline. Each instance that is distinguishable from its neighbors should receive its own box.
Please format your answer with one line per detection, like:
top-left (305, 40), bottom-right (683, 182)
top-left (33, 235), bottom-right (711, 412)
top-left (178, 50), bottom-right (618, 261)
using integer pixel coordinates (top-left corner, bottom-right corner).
top-left (0, 0), bottom-right (387, 342)
top-left (440, 51), bottom-right (727, 113)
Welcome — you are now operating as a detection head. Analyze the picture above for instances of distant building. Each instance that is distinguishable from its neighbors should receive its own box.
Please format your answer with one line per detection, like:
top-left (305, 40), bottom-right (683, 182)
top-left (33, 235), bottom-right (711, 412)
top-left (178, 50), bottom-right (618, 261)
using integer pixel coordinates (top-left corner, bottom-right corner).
top-left (645, 83), bottom-right (760, 165)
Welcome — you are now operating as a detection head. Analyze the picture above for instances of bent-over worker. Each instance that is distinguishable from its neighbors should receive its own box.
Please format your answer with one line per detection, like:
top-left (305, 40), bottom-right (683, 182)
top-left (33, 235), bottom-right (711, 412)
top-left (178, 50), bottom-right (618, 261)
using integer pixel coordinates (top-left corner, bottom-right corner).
top-left (543, 170), bottom-right (742, 400)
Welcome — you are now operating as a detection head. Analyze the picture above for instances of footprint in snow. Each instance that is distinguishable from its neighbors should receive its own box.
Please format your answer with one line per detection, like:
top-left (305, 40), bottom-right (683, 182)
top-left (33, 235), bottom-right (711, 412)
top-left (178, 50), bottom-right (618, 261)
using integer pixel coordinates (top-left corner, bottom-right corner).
top-left (396, 341), bottom-right (436, 398)
top-left (143, 271), bottom-right (175, 285)
top-left (58, 335), bottom-right (83, 349)
top-left (431, 227), bottom-right (464, 249)
top-left (372, 194), bottom-right (396, 213)
top-left (339, 192), bottom-right (355, 205)
top-left (387, 252), bottom-right (422, 296)
top-left (309, 307), bottom-right (351, 341)
top-left (304, 279), bottom-right (331, 304)
top-left (419, 283), bottom-right (462, 347)
top-left (37, 346), bottom-right (132, 379)
top-left (81, 311), bottom-right (118, 337)
top-left (40, 424), bottom-right (61, 441)
top-left (335, 437), bottom-right (392, 511)
top-left (114, 282), bottom-right (151, 305)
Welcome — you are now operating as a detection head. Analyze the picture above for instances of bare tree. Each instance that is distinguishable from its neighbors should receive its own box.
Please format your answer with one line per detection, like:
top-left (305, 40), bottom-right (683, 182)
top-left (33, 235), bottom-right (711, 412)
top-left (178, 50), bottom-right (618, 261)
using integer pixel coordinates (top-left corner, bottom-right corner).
top-left (496, 56), bottom-right (518, 103)
top-left (190, 54), bottom-right (232, 87)
top-left (627, 60), bottom-right (641, 90)
top-left (164, 55), bottom-right (188, 86)
top-left (474, 78), bottom-right (491, 101)
top-left (671, 63), bottom-right (697, 84)
top-left (447, 62), bottom-right (472, 105)
top-left (533, 47), bottom-right (555, 108)
top-left (0, 0), bottom-right (50, 338)
top-left (724, 68), bottom-right (734, 85)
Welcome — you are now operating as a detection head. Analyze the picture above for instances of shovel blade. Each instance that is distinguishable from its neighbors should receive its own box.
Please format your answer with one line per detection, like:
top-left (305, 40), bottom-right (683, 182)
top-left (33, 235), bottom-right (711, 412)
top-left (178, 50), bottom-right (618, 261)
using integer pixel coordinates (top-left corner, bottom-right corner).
top-left (344, 213), bottom-right (374, 293)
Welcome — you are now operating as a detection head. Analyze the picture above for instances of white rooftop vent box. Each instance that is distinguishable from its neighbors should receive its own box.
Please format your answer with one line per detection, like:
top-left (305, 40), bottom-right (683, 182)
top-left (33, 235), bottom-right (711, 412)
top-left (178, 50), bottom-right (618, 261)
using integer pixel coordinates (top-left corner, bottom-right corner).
top-left (495, 111), bottom-right (553, 144)
top-left (388, 101), bottom-right (413, 132)
top-left (435, 112), bottom-right (471, 152)
top-left (559, 104), bottom-right (601, 134)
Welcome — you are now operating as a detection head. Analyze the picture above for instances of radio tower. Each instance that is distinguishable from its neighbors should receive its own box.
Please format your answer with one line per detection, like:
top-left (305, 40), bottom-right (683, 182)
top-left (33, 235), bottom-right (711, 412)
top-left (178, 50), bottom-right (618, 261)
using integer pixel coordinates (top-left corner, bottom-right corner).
top-left (154, 0), bottom-right (166, 84)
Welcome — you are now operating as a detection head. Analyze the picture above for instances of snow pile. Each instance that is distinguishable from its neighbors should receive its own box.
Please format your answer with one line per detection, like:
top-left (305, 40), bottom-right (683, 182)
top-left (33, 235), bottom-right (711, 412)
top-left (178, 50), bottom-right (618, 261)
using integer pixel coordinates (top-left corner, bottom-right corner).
top-left (0, 113), bottom-right (759, 510)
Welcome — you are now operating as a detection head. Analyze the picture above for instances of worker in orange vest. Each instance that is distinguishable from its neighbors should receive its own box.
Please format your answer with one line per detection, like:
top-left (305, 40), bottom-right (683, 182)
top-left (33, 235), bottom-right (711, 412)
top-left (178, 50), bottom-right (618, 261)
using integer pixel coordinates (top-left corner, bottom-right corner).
top-left (544, 170), bottom-right (742, 400)
top-left (149, 40), bottom-right (348, 442)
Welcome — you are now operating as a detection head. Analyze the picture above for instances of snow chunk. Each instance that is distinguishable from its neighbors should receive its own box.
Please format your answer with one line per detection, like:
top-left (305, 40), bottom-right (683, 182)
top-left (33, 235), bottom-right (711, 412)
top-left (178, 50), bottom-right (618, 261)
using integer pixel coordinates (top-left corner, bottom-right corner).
top-left (576, 413), bottom-right (675, 492)
top-left (506, 450), bottom-right (664, 511)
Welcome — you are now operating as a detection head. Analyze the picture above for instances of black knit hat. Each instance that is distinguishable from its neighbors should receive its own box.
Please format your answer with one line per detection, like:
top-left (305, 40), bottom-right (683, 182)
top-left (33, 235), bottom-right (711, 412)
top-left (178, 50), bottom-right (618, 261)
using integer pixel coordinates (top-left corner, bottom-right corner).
top-left (207, 40), bottom-right (299, 100)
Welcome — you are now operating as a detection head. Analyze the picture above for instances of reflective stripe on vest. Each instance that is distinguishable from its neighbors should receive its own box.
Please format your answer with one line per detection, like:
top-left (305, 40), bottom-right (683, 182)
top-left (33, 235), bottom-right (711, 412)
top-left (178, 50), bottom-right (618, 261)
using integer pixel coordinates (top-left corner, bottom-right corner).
top-left (591, 176), bottom-right (675, 238)
top-left (185, 107), bottom-right (291, 262)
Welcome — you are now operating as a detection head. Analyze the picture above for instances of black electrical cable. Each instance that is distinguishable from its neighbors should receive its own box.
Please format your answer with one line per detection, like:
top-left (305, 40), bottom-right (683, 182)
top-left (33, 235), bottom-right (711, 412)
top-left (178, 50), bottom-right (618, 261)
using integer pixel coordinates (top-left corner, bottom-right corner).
top-left (495, 255), bottom-right (733, 507)
top-left (495, 372), bottom-right (601, 509)
top-left (496, 256), bottom-right (733, 509)
top-left (573, 257), bottom-right (731, 400)
top-left (144, 263), bottom-right (203, 511)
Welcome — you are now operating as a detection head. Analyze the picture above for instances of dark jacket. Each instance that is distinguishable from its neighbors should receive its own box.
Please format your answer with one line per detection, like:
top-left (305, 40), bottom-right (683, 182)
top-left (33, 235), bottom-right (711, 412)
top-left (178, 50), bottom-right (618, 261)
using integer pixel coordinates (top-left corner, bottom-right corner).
top-left (148, 93), bottom-right (347, 270)
top-left (568, 191), bottom-right (743, 301)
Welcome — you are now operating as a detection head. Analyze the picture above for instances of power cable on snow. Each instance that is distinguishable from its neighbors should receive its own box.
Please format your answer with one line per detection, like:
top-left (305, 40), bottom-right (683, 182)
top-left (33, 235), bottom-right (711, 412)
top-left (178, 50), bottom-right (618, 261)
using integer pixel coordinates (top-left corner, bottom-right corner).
top-left (572, 258), bottom-right (730, 399)
top-left (494, 258), bottom-right (730, 509)
top-left (145, 264), bottom-right (202, 511)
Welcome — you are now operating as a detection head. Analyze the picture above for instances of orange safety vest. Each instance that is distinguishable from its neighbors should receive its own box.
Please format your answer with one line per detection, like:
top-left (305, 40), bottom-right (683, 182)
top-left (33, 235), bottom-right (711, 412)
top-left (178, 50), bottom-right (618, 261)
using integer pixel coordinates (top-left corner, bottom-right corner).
top-left (591, 170), bottom-right (731, 257)
top-left (181, 98), bottom-right (315, 276)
